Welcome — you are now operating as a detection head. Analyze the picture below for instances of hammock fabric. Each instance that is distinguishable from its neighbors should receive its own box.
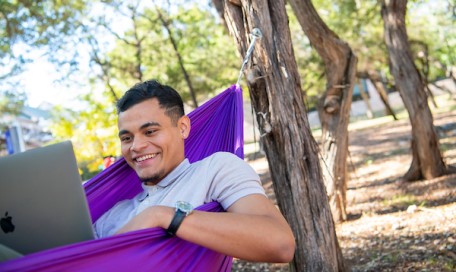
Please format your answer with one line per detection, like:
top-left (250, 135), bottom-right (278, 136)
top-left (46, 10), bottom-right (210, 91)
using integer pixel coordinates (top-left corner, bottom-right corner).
top-left (0, 84), bottom-right (244, 271)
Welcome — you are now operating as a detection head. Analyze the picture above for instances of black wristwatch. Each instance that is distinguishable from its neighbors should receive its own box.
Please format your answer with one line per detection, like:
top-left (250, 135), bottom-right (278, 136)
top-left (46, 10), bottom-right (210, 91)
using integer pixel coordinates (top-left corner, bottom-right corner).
top-left (166, 201), bottom-right (193, 236)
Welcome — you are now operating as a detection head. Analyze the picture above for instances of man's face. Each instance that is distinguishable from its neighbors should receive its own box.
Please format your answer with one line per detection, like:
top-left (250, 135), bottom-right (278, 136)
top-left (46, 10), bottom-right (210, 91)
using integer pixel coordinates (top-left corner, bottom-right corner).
top-left (117, 98), bottom-right (190, 185)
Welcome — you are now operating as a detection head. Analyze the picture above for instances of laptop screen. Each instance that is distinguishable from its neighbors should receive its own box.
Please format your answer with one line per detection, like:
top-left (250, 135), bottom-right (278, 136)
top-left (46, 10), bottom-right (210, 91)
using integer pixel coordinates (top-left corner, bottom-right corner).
top-left (0, 141), bottom-right (95, 255)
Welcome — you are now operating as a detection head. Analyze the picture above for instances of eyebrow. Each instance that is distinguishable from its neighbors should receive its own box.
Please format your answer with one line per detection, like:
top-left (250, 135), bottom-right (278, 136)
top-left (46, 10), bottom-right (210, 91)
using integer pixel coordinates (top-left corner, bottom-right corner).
top-left (118, 122), bottom-right (161, 137)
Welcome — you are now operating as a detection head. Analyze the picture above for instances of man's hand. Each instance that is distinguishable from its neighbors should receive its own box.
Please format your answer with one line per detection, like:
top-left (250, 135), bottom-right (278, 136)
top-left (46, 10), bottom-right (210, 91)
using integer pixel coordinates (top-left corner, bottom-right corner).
top-left (115, 194), bottom-right (295, 263)
top-left (114, 205), bottom-right (173, 235)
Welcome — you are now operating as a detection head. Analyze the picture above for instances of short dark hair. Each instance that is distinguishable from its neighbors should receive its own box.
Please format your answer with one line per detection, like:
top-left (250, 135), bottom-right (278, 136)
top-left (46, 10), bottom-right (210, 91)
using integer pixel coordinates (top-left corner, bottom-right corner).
top-left (116, 80), bottom-right (185, 124)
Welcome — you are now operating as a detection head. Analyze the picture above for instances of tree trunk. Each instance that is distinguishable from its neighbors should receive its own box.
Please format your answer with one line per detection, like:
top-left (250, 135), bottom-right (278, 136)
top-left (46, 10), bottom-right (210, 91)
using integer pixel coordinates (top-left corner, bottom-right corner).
top-left (221, 0), bottom-right (346, 271)
top-left (366, 70), bottom-right (398, 120)
top-left (410, 40), bottom-right (438, 108)
top-left (381, 0), bottom-right (446, 181)
top-left (288, 0), bottom-right (357, 223)
top-left (357, 77), bottom-right (373, 119)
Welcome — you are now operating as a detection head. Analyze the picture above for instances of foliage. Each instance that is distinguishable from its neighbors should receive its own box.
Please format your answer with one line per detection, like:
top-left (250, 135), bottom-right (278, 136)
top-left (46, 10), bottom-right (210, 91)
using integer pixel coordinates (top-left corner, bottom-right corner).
top-left (314, 0), bottom-right (387, 71)
top-left (0, 90), bottom-right (26, 117)
top-left (287, 5), bottom-right (325, 111)
top-left (50, 93), bottom-right (119, 178)
top-left (0, 0), bottom-right (89, 156)
top-left (0, 0), bottom-right (86, 52)
top-left (48, 1), bottom-right (239, 178)
top-left (407, 0), bottom-right (456, 79)
top-left (286, 0), bottom-right (389, 110)
top-left (286, 0), bottom-right (455, 110)
top-left (0, 88), bottom-right (26, 140)
top-left (96, 2), bottom-right (239, 102)
top-left (0, 0), bottom-right (89, 85)
top-left (2, 0), bottom-right (454, 175)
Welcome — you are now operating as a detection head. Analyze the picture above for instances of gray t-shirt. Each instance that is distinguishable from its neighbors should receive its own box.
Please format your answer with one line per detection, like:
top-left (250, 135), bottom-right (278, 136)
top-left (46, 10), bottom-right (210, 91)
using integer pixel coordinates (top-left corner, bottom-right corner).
top-left (94, 152), bottom-right (265, 238)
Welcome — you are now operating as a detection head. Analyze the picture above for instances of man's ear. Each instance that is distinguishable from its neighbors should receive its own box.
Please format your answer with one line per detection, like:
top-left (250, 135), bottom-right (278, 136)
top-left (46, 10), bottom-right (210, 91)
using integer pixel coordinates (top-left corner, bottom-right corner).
top-left (178, 115), bottom-right (191, 139)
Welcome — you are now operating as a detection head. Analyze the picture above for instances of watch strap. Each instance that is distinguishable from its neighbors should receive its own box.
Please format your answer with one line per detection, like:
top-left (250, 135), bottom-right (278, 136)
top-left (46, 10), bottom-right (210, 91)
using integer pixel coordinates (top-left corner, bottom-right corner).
top-left (166, 209), bottom-right (186, 236)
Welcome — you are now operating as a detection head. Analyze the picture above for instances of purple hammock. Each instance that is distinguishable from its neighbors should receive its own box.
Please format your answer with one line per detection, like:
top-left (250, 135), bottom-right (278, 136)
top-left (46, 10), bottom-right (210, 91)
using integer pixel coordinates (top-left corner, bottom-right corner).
top-left (0, 84), bottom-right (244, 271)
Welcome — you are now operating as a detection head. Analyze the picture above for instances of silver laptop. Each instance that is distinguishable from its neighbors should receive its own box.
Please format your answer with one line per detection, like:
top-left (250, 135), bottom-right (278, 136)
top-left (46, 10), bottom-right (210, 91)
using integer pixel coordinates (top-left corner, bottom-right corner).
top-left (0, 141), bottom-right (95, 255)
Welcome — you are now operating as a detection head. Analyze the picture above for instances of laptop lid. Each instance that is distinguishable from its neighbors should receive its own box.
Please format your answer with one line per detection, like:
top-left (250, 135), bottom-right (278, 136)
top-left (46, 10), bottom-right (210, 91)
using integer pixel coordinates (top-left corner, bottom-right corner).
top-left (0, 141), bottom-right (95, 255)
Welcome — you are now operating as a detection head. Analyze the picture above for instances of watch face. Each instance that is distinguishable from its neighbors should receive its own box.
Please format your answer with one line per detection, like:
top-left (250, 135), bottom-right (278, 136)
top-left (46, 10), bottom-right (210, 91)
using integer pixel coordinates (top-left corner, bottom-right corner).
top-left (176, 201), bottom-right (193, 214)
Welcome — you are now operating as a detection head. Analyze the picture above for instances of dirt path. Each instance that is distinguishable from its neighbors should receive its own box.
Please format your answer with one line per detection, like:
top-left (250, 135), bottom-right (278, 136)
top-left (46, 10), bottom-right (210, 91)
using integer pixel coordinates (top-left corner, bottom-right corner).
top-left (339, 107), bottom-right (456, 271)
top-left (233, 98), bottom-right (456, 271)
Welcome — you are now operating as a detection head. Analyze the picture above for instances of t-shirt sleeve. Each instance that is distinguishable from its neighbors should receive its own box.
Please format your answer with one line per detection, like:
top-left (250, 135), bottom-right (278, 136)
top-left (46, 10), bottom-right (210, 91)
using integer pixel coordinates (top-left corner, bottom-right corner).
top-left (207, 152), bottom-right (266, 209)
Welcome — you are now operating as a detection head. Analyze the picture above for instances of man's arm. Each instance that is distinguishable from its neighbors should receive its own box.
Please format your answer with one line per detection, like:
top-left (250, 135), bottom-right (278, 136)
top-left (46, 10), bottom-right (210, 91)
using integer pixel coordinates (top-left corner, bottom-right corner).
top-left (115, 194), bottom-right (295, 263)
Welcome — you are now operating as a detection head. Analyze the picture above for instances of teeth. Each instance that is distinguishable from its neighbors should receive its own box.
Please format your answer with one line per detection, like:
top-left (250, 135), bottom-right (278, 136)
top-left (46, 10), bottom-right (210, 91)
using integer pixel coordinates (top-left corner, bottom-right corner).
top-left (136, 153), bottom-right (157, 162)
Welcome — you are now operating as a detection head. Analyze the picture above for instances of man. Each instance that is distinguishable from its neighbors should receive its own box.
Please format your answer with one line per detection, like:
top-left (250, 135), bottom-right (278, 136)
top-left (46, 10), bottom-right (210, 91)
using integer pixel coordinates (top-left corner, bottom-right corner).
top-left (94, 80), bottom-right (295, 263)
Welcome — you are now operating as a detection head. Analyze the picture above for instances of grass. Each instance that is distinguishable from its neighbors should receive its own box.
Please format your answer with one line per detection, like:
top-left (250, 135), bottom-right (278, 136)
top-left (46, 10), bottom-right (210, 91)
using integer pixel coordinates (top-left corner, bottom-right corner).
top-left (383, 252), bottom-right (400, 263)
top-left (382, 194), bottom-right (419, 208)
top-left (425, 256), bottom-right (456, 271)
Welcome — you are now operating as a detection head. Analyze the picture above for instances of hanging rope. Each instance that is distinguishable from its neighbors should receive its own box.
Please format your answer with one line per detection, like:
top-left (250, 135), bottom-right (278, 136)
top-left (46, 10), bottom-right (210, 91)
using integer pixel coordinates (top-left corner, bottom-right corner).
top-left (236, 28), bottom-right (262, 86)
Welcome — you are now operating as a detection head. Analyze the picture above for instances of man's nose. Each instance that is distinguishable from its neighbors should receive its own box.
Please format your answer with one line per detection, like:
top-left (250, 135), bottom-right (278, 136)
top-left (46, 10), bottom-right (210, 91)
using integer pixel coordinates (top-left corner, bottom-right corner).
top-left (130, 137), bottom-right (147, 151)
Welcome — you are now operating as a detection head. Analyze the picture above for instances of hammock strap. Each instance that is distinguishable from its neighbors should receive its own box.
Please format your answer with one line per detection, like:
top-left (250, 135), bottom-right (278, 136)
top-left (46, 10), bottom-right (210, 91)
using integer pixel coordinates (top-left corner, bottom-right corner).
top-left (236, 28), bottom-right (263, 86)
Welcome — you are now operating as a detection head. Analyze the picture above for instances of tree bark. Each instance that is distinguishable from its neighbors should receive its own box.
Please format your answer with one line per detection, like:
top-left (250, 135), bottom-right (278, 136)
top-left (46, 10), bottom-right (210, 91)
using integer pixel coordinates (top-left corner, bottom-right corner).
top-left (381, 0), bottom-right (446, 180)
top-left (220, 0), bottom-right (346, 271)
top-left (288, 0), bottom-right (357, 223)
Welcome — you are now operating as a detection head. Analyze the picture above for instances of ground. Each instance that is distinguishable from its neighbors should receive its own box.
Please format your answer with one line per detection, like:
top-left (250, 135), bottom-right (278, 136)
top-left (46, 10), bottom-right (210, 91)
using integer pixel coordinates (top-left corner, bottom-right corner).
top-left (232, 95), bottom-right (456, 271)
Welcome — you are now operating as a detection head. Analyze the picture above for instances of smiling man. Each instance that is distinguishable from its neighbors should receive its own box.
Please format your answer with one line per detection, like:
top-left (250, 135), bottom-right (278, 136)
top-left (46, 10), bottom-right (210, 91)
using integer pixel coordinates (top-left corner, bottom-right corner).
top-left (117, 97), bottom-right (188, 184)
top-left (93, 80), bottom-right (295, 263)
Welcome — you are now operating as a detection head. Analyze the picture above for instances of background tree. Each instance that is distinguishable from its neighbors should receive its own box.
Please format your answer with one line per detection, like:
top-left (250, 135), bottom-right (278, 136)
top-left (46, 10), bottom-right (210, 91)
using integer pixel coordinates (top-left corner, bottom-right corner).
top-left (220, 0), bottom-right (346, 270)
top-left (407, 1), bottom-right (455, 81)
top-left (363, 70), bottom-right (398, 119)
top-left (0, 0), bottom-right (89, 86)
top-left (152, 4), bottom-right (199, 108)
top-left (286, 0), bottom-right (455, 115)
top-left (0, 89), bottom-right (26, 141)
top-left (0, 90), bottom-right (26, 117)
top-left (50, 96), bottom-right (119, 180)
top-left (288, 0), bottom-right (358, 223)
top-left (289, 1), bottom-right (386, 112)
top-left (50, 1), bottom-right (239, 178)
top-left (381, 0), bottom-right (447, 181)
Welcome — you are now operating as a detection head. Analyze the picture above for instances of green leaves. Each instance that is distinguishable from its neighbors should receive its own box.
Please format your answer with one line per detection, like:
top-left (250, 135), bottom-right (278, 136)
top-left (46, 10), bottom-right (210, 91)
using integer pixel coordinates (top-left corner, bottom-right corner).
top-left (0, 0), bottom-right (87, 54)
top-left (2, 0), bottom-right (453, 178)
top-left (0, 90), bottom-right (26, 116)
top-left (45, 2), bottom-right (239, 179)
top-left (287, 0), bottom-right (454, 110)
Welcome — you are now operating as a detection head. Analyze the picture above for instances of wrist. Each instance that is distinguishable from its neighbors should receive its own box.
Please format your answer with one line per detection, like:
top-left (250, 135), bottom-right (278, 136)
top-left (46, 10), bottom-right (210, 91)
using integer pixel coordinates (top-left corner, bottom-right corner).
top-left (147, 206), bottom-right (174, 229)
top-left (166, 201), bottom-right (193, 236)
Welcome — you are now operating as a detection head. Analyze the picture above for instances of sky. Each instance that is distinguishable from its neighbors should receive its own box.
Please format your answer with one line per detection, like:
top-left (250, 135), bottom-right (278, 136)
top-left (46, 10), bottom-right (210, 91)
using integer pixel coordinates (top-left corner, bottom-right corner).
top-left (9, 32), bottom-right (94, 111)
top-left (23, 56), bottom-right (81, 109)
top-left (16, 1), bottom-right (127, 110)
top-left (20, 0), bottom-right (204, 110)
